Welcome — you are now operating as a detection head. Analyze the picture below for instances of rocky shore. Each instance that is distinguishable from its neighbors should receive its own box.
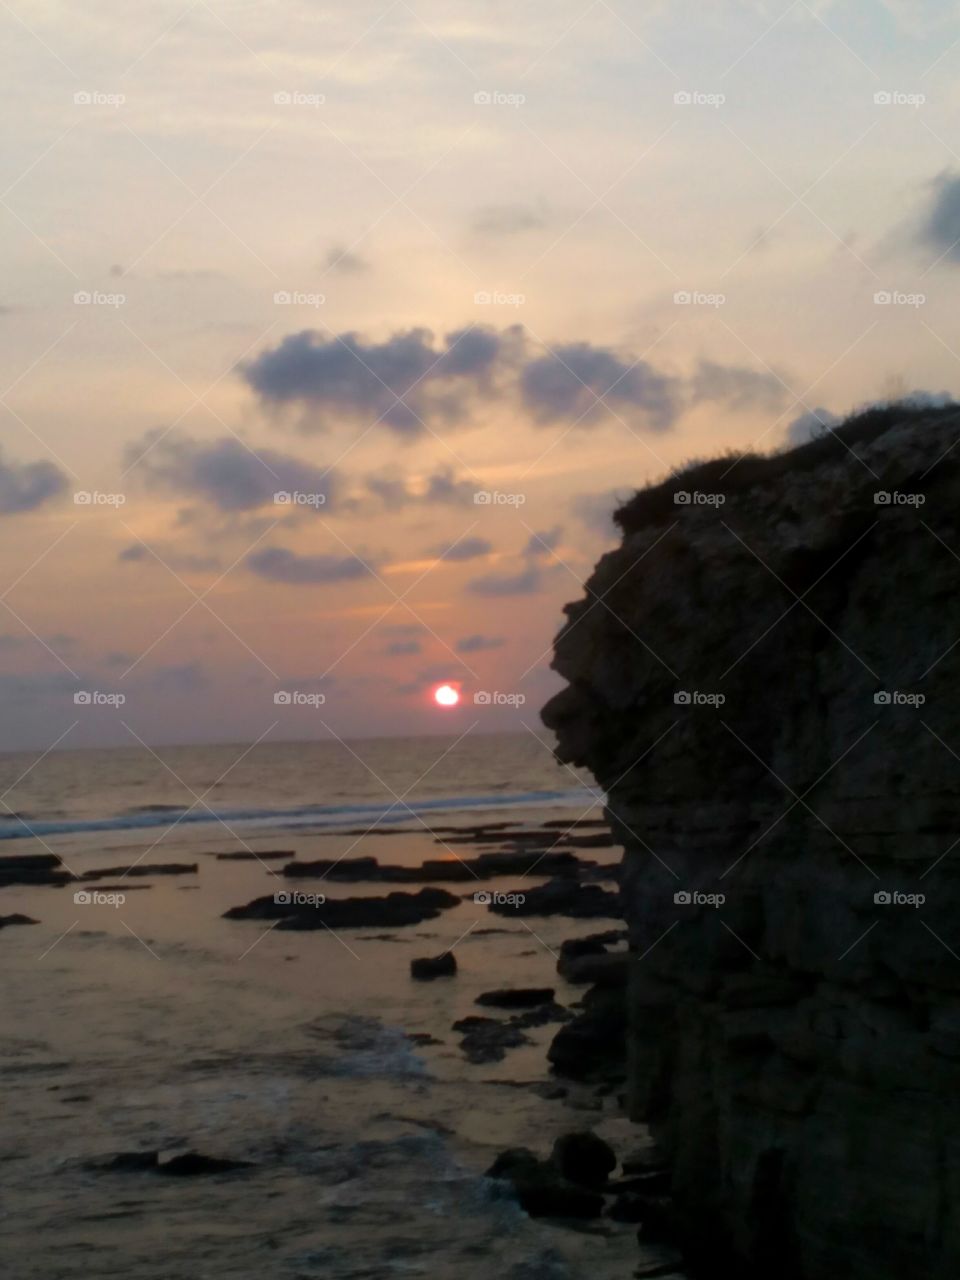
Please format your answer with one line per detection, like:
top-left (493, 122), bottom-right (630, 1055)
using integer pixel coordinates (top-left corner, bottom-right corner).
top-left (543, 403), bottom-right (960, 1278)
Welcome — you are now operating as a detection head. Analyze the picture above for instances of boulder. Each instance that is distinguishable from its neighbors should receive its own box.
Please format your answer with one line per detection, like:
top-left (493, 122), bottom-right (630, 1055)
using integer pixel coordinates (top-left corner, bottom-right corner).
top-left (486, 1147), bottom-right (605, 1219)
top-left (551, 1131), bottom-right (617, 1187)
top-left (410, 951), bottom-right (457, 980)
top-left (476, 987), bottom-right (555, 1009)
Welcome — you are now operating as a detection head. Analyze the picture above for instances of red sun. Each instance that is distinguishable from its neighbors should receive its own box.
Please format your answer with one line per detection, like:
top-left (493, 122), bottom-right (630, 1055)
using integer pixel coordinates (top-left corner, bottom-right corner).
top-left (434, 683), bottom-right (460, 707)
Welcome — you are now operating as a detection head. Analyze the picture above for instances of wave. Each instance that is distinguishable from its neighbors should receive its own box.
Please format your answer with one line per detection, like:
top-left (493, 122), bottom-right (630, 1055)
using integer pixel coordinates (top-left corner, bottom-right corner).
top-left (0, 787), bottom-right (600, 842)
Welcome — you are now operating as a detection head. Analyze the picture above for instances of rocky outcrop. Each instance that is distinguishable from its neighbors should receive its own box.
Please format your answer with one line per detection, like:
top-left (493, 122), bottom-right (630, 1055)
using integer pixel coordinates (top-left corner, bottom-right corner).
top-left (543, 404), bottom-right (960, 1278)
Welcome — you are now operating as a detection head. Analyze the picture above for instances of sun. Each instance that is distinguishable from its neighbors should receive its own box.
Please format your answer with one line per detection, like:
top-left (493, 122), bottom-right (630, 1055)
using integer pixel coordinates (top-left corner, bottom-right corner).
top-left (434, 683), bottom-right (460, 707)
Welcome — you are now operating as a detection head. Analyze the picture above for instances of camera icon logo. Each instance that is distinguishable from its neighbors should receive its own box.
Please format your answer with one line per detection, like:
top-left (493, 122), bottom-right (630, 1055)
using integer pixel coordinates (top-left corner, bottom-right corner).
top-left (274, 491), bottom-right (292, 504)
top-left (674, 490), bottom-right (691, 504)
top-left (474, 90), bottom-right (492, 105)
top-left (274, 891), bottom-right (292, 905)
top-left (874, 890), bottom-right (891, 904)
top-left (74, 291), bottom-right (92, 305)
top-left (273, 290), bottom-right (292, 304)
top-left (873, 291), bottom-right (892, 305)
top-left (874, 91), bottom-right (892, 105)
top-left (674, 90), bottom-right (692, 105)
top-left (274, 691), bottom-right (292, 705)
top-left (74, 691), bottom-right (92, 704)
top-left (474, 491), bottom-right (492, 504)
top-left (674, 691), bottom-right (691, 705)
top-left (474, 691), bottom-right (492, 705)
top-left (873, 491), bottom-right (891, 505)
top-left (73, 890), bottom-right (91, 904)
top-left (74, 91), bottom-right (92, 105)
top-left (274, 91), bottom-right (292, 105)
top-left (74, 491), bottom-right (92, 504)
top-left (673, 290), bottom-right (691, 304)
top-left (674, 890), bottom-right (692, 904)
top-left (473, 891), bottom-right (492, 905)
top-left (874, 691), bottom-right (891, 705)
top-left (474, 290), bottom-right (492, 305)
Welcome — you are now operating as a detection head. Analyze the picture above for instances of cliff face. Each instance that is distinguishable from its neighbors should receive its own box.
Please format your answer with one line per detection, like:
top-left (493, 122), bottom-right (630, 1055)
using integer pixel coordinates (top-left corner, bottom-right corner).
top-left (543, 405), bottom-right (960, 1278)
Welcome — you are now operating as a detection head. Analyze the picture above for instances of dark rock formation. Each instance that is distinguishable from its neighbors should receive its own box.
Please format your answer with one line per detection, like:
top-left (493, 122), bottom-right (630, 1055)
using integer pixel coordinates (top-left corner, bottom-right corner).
top-left (550, 1131), bottom-right (617, 1187)
top-left (82, 863), bottom-right (197, 880)
top-left (476, 987), bottom-right (555, 1008)
top-left (453, 1015), bottom-right (530, 1063)
top-left (485, 878), bottom-right (620, 918)
top-left (542, 403), bottom-right (960, 1278)
top-left (0, 853), bottom-right (72, 887)
top-left (485, 1147), bottom-right (605, 1218)
top-left (0, 913), bottom-right (39, 928)
top-left (410, 951), bottom-right (457, 980)
top-left (224, 886), bottom-right (459, 929)
top-left (86, 1150), bottom-right (254, 1175)
top-left (281, 849), bottom-right (585, 881)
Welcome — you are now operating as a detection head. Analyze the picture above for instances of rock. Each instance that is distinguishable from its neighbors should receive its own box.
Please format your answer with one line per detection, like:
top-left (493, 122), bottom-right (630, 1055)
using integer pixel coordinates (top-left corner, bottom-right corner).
top-left (551, 1131), bottom-right (617, 1187)
top-left (543, 403), bottom-right (960, 1276)
top-left (89, 1150), bottom-right (160, 1172)
top-left (608, 1194), bottom-right (646, 1222)
top-left (486, 1147), bottom-right (605, 1219)
top-left (547, 985), bottom-right (626, 1079)
top-left (558, 951), bottom-right (629, 988)
top-left (486, 878), bottom-right (621, 919)
top-left (0, 853), bottom-right (72, 887)
top-left (410, 951), bottom-right (456, 980)
top-left (224, 886), bottom-right (460, 929)
top-left (0, 913), bottom-right (39, 928)
top-left (476, 987), bottom-right (555, 1009)
top-left (82, 863), bottom-right (197, 880)
top-left (453, 1016), bottom-right (530, 1064)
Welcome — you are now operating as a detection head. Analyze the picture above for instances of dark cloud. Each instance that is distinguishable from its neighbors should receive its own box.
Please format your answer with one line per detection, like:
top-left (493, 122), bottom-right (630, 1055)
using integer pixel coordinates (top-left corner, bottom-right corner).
top-left (690, 361), bottom-right (787, 413)
top-left (467, 564), bottom-right (541, 597)
top-left (427, 535), bottom-right (492, 562)
top-left (364, 466), bottom-right (476, 510)
top-left (241, 325), bottom-right (520, 435)
top-left (385, 639), bottom-right (421, 656)
top-left (456, 634), bottom-right (505, 653)
top-left (919, 172), bottom-right (960, 262)
top-left (519, 342), bottom-right (680, 429)
top-left (118, 542), bottom-right (222, 573)
top-left (323, 245), bottom-right (370, 274)
top-left (524, 526), bottom-right (562, 557)
top-left (243, 324), bottom-right (786, 437)
top-left (471, 202), bottom-right (549, 236)
top-left (246, 547), bottom-right (373, 585)
top-left (0, 448), bottom-right (67, 514)
top-left (151, 662), bottom-right (207, 691)
top-left (126, 431), bottom-right (336, 513)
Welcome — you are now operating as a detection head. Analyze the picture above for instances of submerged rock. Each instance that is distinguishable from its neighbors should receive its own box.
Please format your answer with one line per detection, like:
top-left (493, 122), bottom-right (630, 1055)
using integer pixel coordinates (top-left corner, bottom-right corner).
top-left (0, 913), bottom-right (39, 928)
top-left (551, 1131), bottom-right (617, 1187)
top-left (452, 1016), bottom-right (530, 1064)
top-left (410, 951), bottom-right (457, 980)
top-left (224, 886), bottom-right (460, 929)
top-left (82, 863), bottom-right (197, 880)
top-left (475, 987), bottom-right (555, 1009)
top-left (0, 853), bottom-right (71, 887)
top-left (486, 878), bottom-right (621, 919)
top-left (486, 1147), bottom-right (604, 1219)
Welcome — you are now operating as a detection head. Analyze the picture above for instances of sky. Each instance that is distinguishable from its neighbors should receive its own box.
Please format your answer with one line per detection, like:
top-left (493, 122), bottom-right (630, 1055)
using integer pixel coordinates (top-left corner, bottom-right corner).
top-left (2, 0), bottom-right (960, 750)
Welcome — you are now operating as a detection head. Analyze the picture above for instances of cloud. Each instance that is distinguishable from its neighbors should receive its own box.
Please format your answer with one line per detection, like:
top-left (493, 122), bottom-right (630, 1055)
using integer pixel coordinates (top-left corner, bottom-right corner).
top-left (323, 245), bottom-right (370, 274)
top-left (151, 662), bottom-right (207, 691)
top-left (241, 325), bottom-right (521, 435)
top-left (427, 535), bottom-right (492, 561)
top-left (518, 342), bottom-right (680, 430)
top-left (456, 634), bottom-right (505, 653)
top-left (363, 465), bottom-right (477, 510)
top-left (0, 447), bottom-right (67, 514)
top-left (385, 639), bottom-right (421, 656)
top-left (246, 546), bottom-right (373, 584)
top-left (690, 360), bottom-right (787, 413)
top-left (917, 173), bottom-right (960, 263)
top-left (524, 526), bottom-right (562, 557)
top-left (471, 202), bottom-right (549, 236)
top-left (242, 324), bottom-right (785, 437)
top-left (126, 431), bottom-right (336, 513)
top-left (118, 542), bottom-right (222, 573)
top-left (467, 564), bottom-right (542, 596)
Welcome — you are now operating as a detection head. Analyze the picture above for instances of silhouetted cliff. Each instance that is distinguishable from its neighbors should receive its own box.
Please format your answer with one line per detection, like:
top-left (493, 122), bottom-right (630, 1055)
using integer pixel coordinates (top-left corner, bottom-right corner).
top-left (543, 402), bottom-right (960, 1278)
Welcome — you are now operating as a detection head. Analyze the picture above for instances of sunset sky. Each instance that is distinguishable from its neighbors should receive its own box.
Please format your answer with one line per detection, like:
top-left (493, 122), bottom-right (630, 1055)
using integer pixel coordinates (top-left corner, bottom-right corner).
top-left (2, 0), bottom-right (959, 749)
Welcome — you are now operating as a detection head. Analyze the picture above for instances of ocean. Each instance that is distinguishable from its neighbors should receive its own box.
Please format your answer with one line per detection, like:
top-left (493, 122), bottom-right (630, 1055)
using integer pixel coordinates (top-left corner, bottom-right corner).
top-left (0, 733), bottom-right (653, 1280)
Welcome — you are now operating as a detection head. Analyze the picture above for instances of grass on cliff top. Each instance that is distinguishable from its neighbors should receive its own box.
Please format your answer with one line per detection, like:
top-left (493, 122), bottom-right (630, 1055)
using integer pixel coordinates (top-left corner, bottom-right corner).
top-left (614, 399), bottom-right (960, 533)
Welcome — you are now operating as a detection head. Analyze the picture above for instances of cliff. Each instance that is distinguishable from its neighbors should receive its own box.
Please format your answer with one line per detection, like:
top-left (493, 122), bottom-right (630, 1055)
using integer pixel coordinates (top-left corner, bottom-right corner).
top-left (543, 403), bottom-right (960, 1278)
